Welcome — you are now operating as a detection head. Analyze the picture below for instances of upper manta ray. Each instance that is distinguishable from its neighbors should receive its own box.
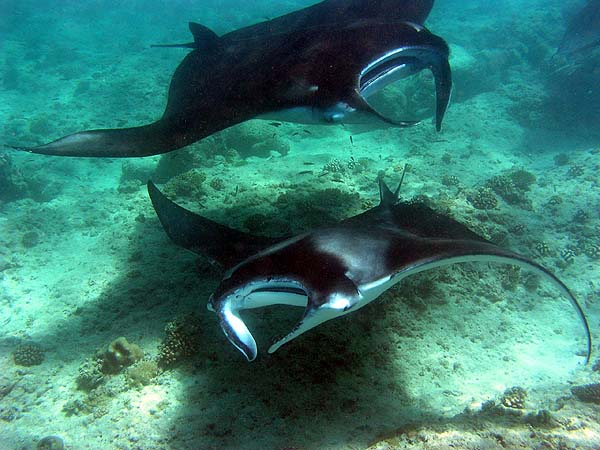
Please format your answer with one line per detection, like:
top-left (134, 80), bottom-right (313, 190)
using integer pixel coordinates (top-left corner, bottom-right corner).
top-left (10, 0), bottom-right (451, 157)
top-left (147, 176), bottom-right (592, 363)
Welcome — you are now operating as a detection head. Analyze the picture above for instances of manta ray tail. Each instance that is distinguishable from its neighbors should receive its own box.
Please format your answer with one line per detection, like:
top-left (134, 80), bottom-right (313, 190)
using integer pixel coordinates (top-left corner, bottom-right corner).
top-left (7, 121), bottom-right (190, 157)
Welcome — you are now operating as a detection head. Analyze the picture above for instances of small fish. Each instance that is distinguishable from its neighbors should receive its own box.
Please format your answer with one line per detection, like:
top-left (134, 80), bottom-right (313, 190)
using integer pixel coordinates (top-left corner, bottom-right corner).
top-left (269, 122), bottom-right (282, 127)
top-left (350, 135), bottom-right (354, 145)
top-left (297, 170), bottom-right (313, 175)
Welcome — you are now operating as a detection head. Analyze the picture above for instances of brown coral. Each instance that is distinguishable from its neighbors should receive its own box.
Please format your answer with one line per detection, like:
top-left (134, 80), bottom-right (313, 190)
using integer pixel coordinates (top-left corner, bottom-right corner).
top-left (571, 383), bottom-right (600, 404)
top-left (101, 337), bottom-right (143, 374)
top-left (12, 343), bottom-right (45, 367)
top-left (126, 360), bottom-right (159, 386)
top-left (156, 315), bottom-right (202, 368)
top-left (163, 169), bottom-right (207, 198)
top-left (468, 187), bottom-right (498, 210)
top-left (500, 386), bottom-right (527, 409)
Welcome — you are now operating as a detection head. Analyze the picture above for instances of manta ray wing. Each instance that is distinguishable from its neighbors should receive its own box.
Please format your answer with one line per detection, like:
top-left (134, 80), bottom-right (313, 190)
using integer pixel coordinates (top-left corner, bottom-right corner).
top-left (147, 181), bottom-right (282, 269)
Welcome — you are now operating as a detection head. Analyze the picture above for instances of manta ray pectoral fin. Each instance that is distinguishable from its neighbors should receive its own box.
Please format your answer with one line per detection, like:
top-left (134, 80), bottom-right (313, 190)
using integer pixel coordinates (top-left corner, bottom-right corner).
top-left (398, 244), bottom-right (592, 364)
top-left (504, 255), bottom-right (592, 364)
top-left (147, 181), bottom-right (281, 268)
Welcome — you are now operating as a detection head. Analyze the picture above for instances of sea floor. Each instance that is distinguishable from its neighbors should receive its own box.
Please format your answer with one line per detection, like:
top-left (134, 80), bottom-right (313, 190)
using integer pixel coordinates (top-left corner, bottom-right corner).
top-left (1, 1), bottom-right (599, 449)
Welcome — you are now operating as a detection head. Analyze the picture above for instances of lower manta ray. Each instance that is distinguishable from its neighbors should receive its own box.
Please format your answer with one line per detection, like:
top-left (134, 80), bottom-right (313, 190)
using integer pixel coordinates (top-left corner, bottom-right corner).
top-left (147, 177), bottom-right (591, 363)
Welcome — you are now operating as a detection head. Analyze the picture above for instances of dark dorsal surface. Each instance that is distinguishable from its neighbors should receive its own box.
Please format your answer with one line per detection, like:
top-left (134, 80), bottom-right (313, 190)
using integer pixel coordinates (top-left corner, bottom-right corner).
top-left (557, 0), bottom-right (600, 55)
top-left (222, 0), bottom-right (434, 42)
top-left (147, 181), bottom-right (282, 268)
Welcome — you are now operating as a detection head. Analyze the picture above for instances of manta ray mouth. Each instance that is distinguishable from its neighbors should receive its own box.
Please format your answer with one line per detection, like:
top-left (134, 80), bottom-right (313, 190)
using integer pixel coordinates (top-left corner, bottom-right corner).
top-left (360, 54), bottom-right (423, 96)
top-left (211, 281), bottom-right (309, 361)
top-left (359, 43), bottom-right (451, 131)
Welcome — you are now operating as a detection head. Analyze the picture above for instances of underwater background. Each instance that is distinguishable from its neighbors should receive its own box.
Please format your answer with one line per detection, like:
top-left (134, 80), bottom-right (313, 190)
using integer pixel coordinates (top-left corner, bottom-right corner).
top-left (1, 0), bottom-right (599, 448)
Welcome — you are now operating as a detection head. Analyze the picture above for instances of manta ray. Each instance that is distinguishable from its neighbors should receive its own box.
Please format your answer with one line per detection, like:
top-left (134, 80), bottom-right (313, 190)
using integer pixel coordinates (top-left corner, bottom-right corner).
top-left (147, 176), bottom-right (592, 363)
top-left (556, 0), bottom-right (600, 56)
top-left (10, 0), bottom-right (451, 157)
